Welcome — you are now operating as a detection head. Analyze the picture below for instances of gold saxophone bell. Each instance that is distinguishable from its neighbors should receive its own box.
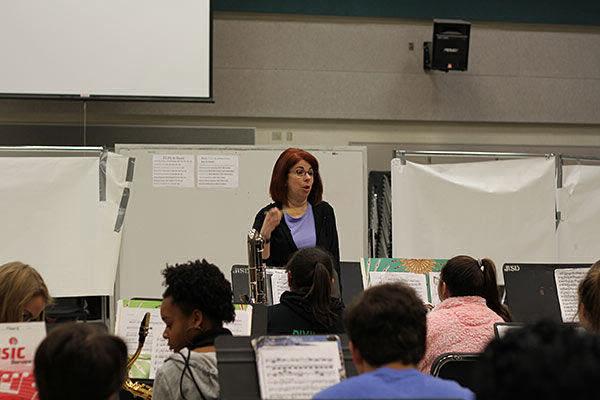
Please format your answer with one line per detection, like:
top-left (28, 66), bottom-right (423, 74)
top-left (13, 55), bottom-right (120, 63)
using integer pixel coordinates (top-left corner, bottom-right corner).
top-left (247, 228), bottom-right (268, 304)
top-left (123, 312), bottom-right (153, 399)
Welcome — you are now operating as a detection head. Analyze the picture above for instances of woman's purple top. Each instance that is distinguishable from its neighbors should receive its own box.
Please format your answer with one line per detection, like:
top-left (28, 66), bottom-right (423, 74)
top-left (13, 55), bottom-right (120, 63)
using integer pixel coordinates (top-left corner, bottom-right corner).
top-left (283, 203), bottom-right (317, 250)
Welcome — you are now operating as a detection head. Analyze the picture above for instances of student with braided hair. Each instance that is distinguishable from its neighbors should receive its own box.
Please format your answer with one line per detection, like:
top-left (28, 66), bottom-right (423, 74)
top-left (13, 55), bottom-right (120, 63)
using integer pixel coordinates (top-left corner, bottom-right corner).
top-left (419, 255), bottom-right (512, 373)
top-left (267, 247), bottom-right (344, 335)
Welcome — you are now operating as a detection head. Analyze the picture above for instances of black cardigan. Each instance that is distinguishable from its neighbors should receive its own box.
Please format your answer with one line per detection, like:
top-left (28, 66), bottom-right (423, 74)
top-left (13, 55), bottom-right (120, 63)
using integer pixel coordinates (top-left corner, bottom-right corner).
top-left (252, 201), bottom-right (340, 277)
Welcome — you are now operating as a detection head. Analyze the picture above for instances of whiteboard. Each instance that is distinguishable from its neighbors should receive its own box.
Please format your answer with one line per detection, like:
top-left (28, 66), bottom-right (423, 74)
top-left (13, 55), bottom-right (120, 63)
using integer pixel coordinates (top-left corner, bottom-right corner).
top-left (115, 145), bottom-right (367, 300)
top-left (0, 0), bottom-right (211, 99)
top-left (391, 157), bottom-right (557, 283)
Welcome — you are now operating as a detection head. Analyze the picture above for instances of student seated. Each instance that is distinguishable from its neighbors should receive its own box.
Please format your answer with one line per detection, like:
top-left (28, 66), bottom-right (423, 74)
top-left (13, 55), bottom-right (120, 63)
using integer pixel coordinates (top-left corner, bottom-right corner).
top-left (474, 319), bottom-right (600, 399)
top-left (313, 283), bottom-right (474, 400)
top-left (267, 247), bottom-right (344, 335)
top-left (0, 261), bottom-right (51, 322)
top-left (578, 259), bottom-right (600, 333)
top-left (153, 259), bottom-right (235, 400)
top-left (419, 255), bottom-right (512, 373)
top-left (34, 322), bottom-right (128, 400)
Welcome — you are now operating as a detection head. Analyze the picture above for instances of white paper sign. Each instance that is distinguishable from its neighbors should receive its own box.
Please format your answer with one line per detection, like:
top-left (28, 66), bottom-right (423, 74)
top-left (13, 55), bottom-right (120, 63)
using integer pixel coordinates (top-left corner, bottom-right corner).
top-left (197, 155), bottom-right (239, 188)
top-left (152, 154), bottom-right (194, 188)
top-left (0, 322), bottom-right (46, 372)
top-left (368, 271), bottom-right (429, 304)
top-left (554, 267), bottom-right (590, 323)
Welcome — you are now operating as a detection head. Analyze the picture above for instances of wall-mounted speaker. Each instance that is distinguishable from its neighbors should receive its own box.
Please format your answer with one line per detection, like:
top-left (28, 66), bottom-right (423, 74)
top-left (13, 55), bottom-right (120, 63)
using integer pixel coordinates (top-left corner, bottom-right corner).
top-left (424, 19), bottom-right (471, 72)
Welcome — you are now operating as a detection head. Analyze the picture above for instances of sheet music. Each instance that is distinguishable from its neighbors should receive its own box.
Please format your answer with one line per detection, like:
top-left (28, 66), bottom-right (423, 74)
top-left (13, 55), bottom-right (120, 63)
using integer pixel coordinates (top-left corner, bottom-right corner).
top-left (224, 305), bottom-right (253, 336)
top-left (115, 300), bottom-right (172, 379)
top-left (428, 271), bottom-right (442, 306)
top-left (253, 336), bottom-right (345, 399)
top-left (554, 267), bottom-right (590, 323)
top-left (368, 271), bottom-right (429, 303)
top-left (268, 269), bottom-right (290, 305)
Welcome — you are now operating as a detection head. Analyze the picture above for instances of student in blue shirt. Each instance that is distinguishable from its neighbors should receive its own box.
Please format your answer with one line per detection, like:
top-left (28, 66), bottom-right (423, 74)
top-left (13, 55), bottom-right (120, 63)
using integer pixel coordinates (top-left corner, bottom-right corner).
top-left (314, 282), bottom-right (474, 400)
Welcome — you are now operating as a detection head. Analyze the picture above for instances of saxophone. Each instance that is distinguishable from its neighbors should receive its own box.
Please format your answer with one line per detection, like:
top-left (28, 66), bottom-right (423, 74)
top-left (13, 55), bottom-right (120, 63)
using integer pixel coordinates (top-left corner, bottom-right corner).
top-left (247, 228), bottom-right (268, 304)
top-left (123, 312), bottom-right (153, 399)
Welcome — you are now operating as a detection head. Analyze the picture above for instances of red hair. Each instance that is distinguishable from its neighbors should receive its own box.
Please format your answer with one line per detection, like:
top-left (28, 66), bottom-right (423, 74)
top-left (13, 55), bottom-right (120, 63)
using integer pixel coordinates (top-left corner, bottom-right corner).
top-left (269, 148), bottom-right (323, 205)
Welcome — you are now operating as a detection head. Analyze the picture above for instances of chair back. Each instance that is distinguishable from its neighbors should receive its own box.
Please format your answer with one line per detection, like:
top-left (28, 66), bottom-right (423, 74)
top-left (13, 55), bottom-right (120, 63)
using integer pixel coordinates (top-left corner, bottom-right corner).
top-left (430, 352), bottom-right (481, 391)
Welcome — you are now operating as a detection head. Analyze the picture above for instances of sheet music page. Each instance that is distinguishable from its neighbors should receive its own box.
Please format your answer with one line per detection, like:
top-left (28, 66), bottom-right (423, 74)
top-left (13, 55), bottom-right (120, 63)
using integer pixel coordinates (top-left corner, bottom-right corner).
top-left (253, 336), bottom-right (345, 400)
top-left (268, 269), bottom-right (290, 305)
top-left (115, 300), bottom-right (172, 379)
top-left (224, 304), bottom-right (253, 336)
top-left (368, 271), bottom-right (429, 303)
top-left (428, 271), bottom-right (442, 306)
top-left (554, 267), bottom-right (590, 323)
top-left (0, 321), bottom-right (45, 399)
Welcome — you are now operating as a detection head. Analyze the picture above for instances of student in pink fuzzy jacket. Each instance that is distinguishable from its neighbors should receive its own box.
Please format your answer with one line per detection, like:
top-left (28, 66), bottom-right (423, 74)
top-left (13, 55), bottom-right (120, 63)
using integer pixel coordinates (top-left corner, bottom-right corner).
top-left (419, 256), bottom-right (513, 374)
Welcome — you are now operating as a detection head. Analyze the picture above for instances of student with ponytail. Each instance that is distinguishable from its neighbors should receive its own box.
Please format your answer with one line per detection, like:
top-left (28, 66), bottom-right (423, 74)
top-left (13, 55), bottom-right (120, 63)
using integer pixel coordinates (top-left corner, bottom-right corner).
top-left (267, 247), bottom-right (344, 335)
top-left (419, 255), bottom-right (512, 373)
top-left (578, 260), bottom-right (600, 333)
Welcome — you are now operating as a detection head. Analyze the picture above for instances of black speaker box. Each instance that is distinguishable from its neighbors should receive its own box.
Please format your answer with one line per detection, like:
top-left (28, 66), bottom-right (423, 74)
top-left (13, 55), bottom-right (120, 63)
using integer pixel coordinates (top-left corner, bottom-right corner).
top-left (431, 19), bottom-right (471, 71)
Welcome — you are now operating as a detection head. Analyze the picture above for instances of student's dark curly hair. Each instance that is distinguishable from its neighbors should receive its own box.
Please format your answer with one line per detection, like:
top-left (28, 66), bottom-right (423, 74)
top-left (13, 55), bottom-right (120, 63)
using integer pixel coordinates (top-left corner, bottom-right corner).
top-left (162, 259), bottom-right (235, 325)
top-left (475, 320), bottom-right (600, 400)
top-left (344, 282), bottom-right (427, 366)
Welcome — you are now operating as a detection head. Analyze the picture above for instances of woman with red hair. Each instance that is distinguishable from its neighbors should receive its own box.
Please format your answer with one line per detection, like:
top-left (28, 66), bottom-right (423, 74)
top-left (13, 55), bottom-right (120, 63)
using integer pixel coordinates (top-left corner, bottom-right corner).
top-left (252, 148), bottom-right (340, 279)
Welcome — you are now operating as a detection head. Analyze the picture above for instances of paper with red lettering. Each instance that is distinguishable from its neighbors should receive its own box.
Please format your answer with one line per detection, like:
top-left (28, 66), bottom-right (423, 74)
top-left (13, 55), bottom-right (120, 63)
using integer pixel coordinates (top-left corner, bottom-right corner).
top-left (0, 322), bottom-right (46, 399)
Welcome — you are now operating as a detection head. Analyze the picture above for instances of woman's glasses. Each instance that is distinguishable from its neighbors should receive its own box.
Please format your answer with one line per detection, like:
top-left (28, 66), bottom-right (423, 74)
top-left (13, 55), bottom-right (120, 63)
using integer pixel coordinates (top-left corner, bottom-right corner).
top-left (292, 168), bottom-right (315, 178)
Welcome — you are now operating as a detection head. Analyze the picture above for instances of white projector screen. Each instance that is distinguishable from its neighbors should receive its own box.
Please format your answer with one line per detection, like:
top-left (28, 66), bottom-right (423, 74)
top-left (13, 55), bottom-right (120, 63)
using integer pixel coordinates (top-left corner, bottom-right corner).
top-left (391, 157), bottom-right (557, 282)
top-left (557, 164), bottom-right (600, 263)
top-left (0, 153), bottom-right (130, 296)
top-left (0, 0), bottom-right (211, 100)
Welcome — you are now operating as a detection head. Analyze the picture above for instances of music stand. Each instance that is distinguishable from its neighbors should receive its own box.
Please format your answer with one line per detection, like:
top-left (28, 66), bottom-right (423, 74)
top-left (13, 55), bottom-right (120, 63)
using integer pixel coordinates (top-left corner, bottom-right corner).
top-left (339, 261), bottom-right (364, 305)
top-left (231, 264), bottom-right (278, 304)
top-left (503, 263), bottom-right (589, 323)
top-left (215, 334), bottom-right (358, 400)
top-left (249, 303), bottom-right (267, 336)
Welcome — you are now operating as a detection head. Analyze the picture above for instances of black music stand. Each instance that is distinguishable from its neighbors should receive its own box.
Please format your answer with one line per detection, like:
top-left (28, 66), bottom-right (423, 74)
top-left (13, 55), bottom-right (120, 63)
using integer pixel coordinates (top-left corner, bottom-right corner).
top-left (248, 303), bottom-right (267, 336)
top-left (339, 261), bottom-right (364, 305)
top-left (503, 263), bottom-right (590, 323)
top-left (231, 264), bottom-right (277, 304)
top-left (215, 334), bottom-right (358, 400)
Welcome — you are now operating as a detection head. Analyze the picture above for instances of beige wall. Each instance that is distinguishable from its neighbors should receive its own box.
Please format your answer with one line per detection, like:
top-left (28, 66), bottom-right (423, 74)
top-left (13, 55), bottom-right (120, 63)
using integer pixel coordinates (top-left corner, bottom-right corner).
top-left (0, 12), bottom-right (599, 151)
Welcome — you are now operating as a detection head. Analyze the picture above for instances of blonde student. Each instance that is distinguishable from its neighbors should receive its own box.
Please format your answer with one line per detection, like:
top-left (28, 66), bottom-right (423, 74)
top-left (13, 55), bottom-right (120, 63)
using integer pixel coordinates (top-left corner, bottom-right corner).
top-left (0, 261), bottom-right (51, 323)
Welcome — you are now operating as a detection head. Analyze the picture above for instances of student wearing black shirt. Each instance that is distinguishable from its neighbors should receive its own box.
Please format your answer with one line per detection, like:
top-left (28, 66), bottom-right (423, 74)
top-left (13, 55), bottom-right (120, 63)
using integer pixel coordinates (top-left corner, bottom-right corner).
top-left (267, 247), bottom-right (344, 335)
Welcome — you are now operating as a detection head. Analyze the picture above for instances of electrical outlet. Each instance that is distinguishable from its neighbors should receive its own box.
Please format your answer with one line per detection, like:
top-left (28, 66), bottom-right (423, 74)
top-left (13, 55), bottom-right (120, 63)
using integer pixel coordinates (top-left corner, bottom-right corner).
top-left (286, 132), bottom-right (293, 141)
